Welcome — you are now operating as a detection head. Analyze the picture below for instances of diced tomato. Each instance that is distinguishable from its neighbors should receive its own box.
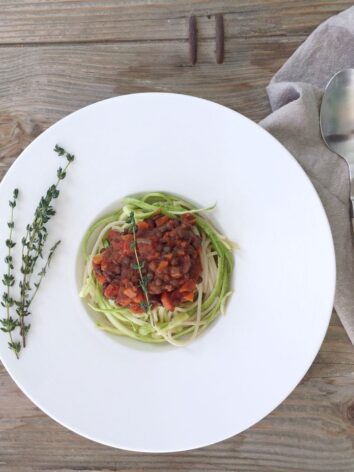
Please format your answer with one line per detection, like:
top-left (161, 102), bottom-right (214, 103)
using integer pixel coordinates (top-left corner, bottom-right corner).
top-left (104, 284), bottom-right (118, 298)
top-left (101, 259), bottom-right (109, 271)
top-left (181, 213), bottom-right (196, 225)
top-left (116, 294), bottom-right (131, 307)
top-left (155, 215), bottom-right (169, 227)
top-left (137, 220), bottom-right (150, 231)
top-left (148, 281), bottom-right (163, 295)
top-left (95, 273), bottom-right (106, 285)
top-left (148, 261), bottom-right (157, 271)
top-left (183, 292), bottom-right (195, 302)
top-left (161, 292), bottom-right (174, 311)
top-left (121, 234), bottom-right (133, 255)
top-left (107, 230), bottom-right (120, 241)
top-left (93, 253), bottom-right (103, 265)
top-left (157, 260), bottom-right (169, 272)
top-left (123, 287), bottom-right (137, 299)
top-left (180, 279), bottom-right (196, 293)
top-left (130, 303), bottom-right (144, 314)
top-left (133, 291), bottom-right (144, 304)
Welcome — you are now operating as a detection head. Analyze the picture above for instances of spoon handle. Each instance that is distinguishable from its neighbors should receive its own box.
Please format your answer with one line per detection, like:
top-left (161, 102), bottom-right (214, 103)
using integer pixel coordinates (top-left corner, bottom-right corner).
top-left (350, 162), bottom-right (354, 218)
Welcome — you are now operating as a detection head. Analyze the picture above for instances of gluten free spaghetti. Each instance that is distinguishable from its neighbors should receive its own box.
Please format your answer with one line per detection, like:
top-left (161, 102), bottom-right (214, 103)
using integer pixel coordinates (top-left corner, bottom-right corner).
top-left (80, 193), bottom-right (234, 346)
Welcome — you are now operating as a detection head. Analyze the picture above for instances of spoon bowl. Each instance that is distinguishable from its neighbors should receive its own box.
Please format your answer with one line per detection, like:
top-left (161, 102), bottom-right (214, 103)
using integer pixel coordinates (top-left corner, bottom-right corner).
top-left (320, 69), bottom-right (354, 215)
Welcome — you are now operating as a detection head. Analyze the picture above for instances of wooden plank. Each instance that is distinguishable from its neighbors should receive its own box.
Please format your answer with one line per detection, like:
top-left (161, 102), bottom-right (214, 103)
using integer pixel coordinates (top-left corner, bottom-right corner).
top-left (0, 0), bottom-right (352, 44)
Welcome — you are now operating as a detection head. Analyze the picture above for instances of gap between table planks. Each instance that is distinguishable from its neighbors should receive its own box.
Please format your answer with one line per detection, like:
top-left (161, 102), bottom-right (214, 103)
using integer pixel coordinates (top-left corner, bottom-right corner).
top-left (1, 1), bottom-right (354, 471)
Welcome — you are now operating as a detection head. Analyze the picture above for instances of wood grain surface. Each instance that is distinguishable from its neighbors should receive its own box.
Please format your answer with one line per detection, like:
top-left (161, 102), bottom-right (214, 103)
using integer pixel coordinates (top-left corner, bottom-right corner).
top-left (1, 1), bottom-right (354, 471)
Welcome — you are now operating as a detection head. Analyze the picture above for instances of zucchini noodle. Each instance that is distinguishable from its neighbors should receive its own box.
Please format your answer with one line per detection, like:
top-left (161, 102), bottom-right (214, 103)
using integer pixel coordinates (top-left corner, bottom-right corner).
top-left (80, 192), bottom-right (234, 345)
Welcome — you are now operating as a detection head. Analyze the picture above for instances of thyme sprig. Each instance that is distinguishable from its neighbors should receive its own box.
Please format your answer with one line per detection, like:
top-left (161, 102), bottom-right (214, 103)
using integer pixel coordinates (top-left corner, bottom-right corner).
top-left (16, 145), bottom-right (74, 348)
top-left (127, 212), bottom-right (152, 314)
top-left (0, 145), bottom-right (74, 358)
top-left (0, 189), bottom-right (20, 358)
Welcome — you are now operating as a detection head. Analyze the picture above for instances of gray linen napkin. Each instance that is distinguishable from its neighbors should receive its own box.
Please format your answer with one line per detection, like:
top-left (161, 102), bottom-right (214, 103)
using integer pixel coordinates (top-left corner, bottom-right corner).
top-left (260, 6), bottom-right (354, 343)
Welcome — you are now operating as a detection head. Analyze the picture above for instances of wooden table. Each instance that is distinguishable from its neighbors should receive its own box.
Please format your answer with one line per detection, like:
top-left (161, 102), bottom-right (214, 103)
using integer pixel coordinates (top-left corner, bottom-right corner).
top-left (1, 2), bottom-right (354, 471)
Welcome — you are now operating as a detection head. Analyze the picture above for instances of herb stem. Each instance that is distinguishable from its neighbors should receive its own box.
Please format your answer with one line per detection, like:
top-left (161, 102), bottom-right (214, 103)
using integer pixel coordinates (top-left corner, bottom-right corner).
top-left (6, 197), bottom-right (18, 357)
top-left (131, 224), bottom-right (151, 315)
top-left (6, 202), bottom-right (17, 356)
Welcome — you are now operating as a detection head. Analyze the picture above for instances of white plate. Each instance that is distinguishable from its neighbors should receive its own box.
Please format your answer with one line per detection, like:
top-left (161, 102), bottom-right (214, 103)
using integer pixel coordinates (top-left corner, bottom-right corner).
top-left (0, 93), bottom-right (335, 452)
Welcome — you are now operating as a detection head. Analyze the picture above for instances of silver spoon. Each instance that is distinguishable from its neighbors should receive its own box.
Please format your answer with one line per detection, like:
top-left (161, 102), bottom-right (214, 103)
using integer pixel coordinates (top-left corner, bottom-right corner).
top-left (320, 69), bottom-right (354, 218)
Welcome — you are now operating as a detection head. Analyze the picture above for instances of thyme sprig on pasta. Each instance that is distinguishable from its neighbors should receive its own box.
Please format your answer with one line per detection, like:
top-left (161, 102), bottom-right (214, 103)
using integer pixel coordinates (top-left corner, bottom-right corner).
top-left (127, 211), bottom-right (152, 314)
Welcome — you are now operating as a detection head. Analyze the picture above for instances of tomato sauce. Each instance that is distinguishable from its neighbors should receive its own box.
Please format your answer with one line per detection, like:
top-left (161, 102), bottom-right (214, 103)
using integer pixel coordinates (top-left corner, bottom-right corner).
top-left (92, 213), bottom-right (202, 313)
